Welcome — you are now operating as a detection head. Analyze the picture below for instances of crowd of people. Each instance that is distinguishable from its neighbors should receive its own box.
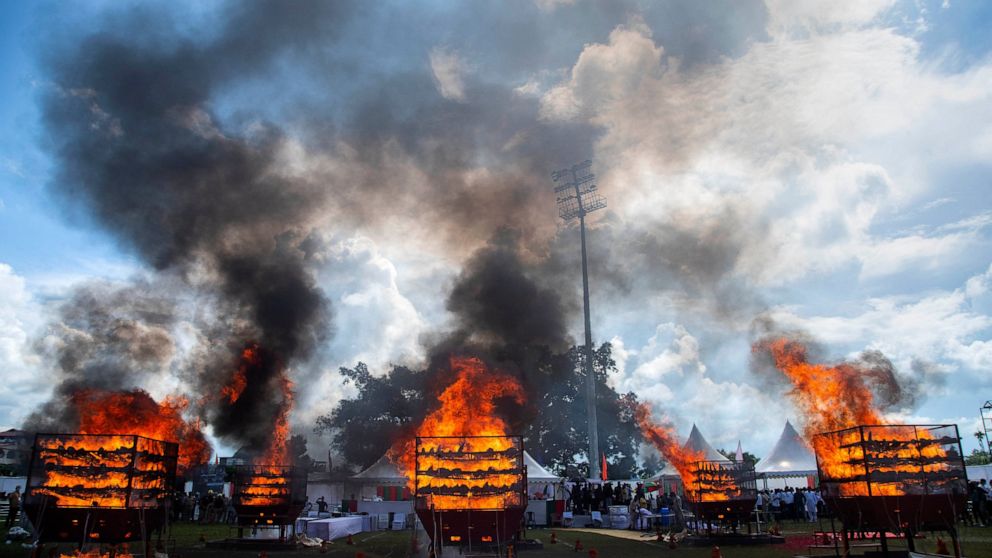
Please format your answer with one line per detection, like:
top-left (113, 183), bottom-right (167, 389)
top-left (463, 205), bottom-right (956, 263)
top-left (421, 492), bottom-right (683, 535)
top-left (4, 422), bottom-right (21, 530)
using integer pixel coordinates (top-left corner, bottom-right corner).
top-left (968, 479), bottom-right (991, 526)
top-left (173, 491), bottom-right (236, 523)
top-left (561, 481), bottom-right (686, 530)
top-left (754, 487), bottom-right (822, 523)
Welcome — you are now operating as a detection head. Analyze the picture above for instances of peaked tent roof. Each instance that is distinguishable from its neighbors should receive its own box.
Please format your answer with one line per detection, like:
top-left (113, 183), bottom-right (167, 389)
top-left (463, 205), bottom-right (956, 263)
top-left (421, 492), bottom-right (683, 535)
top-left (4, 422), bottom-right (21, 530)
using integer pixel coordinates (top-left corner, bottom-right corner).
top-left (523, 452), bottom-right (560, 482)
top-left (652, 424), bottom-right (730, 480)
top-left (685, 424), bottom-right (731, 463)
top-left (351, 454), bottom-right (407, 484)
top-left (755, 420), bottom-right (817, 474)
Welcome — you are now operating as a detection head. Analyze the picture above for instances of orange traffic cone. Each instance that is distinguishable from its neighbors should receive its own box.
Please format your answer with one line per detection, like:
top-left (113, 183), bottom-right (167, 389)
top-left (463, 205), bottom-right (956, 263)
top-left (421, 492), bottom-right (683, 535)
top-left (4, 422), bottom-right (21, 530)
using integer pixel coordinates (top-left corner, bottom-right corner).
top-left (346, 533), bottom-right (354, 545)
top-left (320, 540), bottom-right (329, 554)
top-left (258, 552), bottom-right (269, 558)
top-left (550, 531), bottom-right (558, 544)
top-left (574, 539), bottom-right (584, 551)
top-left (711, 546), bottom-right (722, 558)
top-left (668, 537), bottom-right (678, 550)
top-left (356, 552), bottom-right (367, 558)
top-left (507, 544), bottom-right (515, 558)
top-left (588, 548), bottom-right (598, 558)
top-left (935, 537), bottom-right (949, 555)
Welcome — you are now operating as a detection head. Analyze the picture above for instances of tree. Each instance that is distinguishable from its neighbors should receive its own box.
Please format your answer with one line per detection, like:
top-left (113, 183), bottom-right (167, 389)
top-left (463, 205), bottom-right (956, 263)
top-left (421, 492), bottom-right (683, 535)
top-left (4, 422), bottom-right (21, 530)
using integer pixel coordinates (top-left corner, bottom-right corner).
top-left (965, 448), bottom-right (991, 466)
top-left (314, 363), bottom-right (430, 469)
top-left (520, 343), bottom-right (644, 479)
top-left (717, 448), bottom-right (761, 467)
top-left (314, 342), bottom-right (644, 477)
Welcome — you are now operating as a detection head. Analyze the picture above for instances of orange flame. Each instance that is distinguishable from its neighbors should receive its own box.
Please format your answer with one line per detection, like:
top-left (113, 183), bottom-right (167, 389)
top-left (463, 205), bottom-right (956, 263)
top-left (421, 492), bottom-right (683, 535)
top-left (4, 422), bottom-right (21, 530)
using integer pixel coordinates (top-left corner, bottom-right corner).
top-left (389, 356), bottom-right (526, 510)
top-left (33, 434), bottom-right (173, 508)
top-left (72, 388), bottom-right (211, 472)
top-left (59, 548), bottom-right (133, 558)
top-left (756, 338), bottom-right (948, 496)
top-left (634, 403), bottom-right (716, 498)
top-left (222, 343), bottom-right (294, 507)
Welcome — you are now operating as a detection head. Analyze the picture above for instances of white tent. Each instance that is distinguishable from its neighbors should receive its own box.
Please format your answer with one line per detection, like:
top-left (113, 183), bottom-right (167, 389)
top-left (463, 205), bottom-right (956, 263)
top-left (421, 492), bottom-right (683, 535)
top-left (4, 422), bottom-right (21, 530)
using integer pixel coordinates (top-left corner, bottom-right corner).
top-left (524, 451), bottom-right (560, 483)
top-left (685, 424), bottom-right (732, 463)
top-left (652, 424), bottom-right (729, 492)
top-left (351, 454), bottom-right (408, 485)
top-left (755, 420), bottom-right (818, 489)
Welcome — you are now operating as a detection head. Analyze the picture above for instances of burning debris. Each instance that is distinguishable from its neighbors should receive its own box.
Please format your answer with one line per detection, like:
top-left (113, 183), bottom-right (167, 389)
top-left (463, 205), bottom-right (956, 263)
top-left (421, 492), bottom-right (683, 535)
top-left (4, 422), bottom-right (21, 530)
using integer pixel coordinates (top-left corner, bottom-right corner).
top-left (754, 337), bottom-right (968, 554)
top-left (71, 389), bottom-right (209, 473)
top-left (386, 356), bottom-right (527, 547)
top-left (634, 403), bottom-right (705, 492)
top-left (24, 433), bottom-right (178, 545)
top-left (750, 337), bottom-right (950, 495)
top-left (387, 356), bottom-right (526, 485)
top-left (415, 436), bottom-right (525, 511)
top-left (635, 403), bottom-right (756, 529)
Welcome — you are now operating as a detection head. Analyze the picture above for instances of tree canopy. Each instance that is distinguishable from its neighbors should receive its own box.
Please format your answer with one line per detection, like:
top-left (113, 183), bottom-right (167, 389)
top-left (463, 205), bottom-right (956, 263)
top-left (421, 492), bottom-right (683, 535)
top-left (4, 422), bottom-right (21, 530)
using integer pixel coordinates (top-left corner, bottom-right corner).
top-left (315, 342), bottom-right (644, 478)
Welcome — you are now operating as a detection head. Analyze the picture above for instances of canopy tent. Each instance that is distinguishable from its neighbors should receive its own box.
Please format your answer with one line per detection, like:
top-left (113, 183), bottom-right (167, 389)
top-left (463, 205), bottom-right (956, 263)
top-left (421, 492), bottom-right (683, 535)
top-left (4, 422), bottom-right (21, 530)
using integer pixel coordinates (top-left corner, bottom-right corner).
top-left (755, 420), bottom-right (818, 489)
top-left (651, 424), bottom-right (730, 493)
top-left (351, 454), bottom-right (407, 485)
top-left (523, 451), bottom-right (563, 502)
top-left (685, 424), bottom-right (732, 463)
top-left (524, 451), bottom-right (560, 483)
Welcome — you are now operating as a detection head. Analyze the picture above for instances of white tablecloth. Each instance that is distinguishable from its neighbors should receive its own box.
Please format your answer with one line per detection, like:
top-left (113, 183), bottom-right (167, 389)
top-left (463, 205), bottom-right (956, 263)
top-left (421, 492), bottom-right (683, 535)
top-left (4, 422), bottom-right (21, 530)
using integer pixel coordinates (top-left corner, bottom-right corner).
top-left (305, 516), bottom-right (364, 540)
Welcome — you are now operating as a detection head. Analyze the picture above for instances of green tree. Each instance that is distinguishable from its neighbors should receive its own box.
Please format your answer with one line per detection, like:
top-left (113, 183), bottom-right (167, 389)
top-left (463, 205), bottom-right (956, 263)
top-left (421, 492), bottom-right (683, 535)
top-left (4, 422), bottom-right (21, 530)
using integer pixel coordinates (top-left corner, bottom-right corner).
top-left (314, 363), bottom-right (430, 470)
top-left (717, 448), bottom-right (761, 467)
top-left (314, 343), bottom-right (644, 477)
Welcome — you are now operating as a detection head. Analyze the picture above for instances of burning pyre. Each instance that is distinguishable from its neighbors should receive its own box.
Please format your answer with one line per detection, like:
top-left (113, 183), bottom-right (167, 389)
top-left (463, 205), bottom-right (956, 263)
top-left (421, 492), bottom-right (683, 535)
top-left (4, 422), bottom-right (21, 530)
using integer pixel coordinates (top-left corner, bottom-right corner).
top-left (754, 338), bottom-right (963, 497)
top-left (391, 356), bottom-right (527, 546)
top-left (755, 337), bottom-right (967, 549)
top-left (24, 433), bottom-right (178, 546)
top-left (388, 355), bottom-right (526, 498)
top-left (222, 344), bottom-right (306, 526)
top-left (636, 403), bottom-right (755, 502)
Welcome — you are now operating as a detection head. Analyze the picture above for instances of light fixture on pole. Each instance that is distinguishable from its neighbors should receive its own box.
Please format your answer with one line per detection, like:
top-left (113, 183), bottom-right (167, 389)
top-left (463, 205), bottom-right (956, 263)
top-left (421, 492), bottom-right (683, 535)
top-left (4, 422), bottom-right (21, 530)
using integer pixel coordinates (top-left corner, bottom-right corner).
top-left (552, 159), bottom-right (606, 480)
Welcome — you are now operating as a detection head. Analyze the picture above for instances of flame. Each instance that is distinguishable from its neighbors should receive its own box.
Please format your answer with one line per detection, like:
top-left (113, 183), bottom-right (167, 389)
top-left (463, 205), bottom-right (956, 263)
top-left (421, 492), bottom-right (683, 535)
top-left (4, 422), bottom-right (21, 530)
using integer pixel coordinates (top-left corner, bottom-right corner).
top-left (59, 549), bottom-right (133, 558)
top-left (71, 389), bottom-right (211, 472)
top-left (220, 346), bottom-right (254, 403)
top-left (223, 343), bottom-right (295, 507)
top-left (756, 338), bottom-right (950, 496)
top-left (636, 403), bottom-right (737, 501)
top-left (389, 356), bottom-right (526, 510)
top-left (33, 434), bottom-right (173, 508)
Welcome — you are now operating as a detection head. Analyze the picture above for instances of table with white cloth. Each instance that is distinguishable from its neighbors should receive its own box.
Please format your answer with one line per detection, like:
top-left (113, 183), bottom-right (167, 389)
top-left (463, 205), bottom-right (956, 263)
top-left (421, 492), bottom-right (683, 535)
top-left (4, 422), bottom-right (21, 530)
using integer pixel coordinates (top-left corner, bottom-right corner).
top-left (305, 516), bottom-right (365, 540)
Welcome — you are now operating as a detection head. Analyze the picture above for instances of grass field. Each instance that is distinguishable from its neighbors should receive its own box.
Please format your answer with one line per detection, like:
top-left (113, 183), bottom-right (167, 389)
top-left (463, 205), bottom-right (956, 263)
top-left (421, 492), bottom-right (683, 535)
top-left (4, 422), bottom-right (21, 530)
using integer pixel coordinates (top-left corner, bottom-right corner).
top-left (2, 521), bottom-right (991, 557)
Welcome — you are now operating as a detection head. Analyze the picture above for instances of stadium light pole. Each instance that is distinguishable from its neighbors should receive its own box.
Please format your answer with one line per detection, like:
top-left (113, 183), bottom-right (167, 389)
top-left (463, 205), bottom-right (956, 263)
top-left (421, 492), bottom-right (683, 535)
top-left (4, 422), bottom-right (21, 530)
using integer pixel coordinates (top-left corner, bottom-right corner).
top-left (552, 160), bottom-right (607, 480)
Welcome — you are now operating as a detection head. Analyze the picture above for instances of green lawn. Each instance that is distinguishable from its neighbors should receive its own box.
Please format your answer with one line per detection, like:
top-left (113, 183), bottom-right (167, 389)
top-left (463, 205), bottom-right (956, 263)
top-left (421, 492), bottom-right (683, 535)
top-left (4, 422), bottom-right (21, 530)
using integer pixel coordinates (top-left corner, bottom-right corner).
top-left (1, 522), bottom-right (990, 558)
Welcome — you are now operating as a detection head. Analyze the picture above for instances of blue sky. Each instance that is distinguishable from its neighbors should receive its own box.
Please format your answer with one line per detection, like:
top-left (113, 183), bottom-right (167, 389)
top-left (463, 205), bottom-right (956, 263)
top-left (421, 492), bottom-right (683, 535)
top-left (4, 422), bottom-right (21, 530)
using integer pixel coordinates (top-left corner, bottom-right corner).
top-left (1, 0), bottom-right (991, 462)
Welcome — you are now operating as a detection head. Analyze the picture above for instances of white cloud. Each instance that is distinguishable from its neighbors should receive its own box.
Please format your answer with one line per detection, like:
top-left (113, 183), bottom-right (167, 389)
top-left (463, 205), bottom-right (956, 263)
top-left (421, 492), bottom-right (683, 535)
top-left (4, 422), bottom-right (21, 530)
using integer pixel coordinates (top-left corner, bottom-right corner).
top-left (0, 263), bottom-right (47, 429)
top-left (769, 263), bottom-right (992, 380)
top-left (294, 236), bottom-right (428, 428)
top-left (540, 16), bottom-right (992, 287)
top-left (430, 47), bottom-right (469, 102)
top-left (764, 0), bottom-right (897, 36)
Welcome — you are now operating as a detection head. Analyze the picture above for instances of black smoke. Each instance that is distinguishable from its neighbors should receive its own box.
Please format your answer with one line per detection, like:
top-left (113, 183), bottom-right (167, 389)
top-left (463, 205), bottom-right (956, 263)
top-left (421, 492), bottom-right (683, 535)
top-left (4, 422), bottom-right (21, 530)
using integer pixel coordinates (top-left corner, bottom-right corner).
top-left (32, 0), bottom-right (343, 453)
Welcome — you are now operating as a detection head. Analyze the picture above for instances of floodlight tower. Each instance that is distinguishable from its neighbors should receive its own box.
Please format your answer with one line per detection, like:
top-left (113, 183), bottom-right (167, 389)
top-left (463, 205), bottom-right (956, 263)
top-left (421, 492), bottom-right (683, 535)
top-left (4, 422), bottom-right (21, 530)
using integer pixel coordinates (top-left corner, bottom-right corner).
top-left (552, 160), bottom-right (607, 480)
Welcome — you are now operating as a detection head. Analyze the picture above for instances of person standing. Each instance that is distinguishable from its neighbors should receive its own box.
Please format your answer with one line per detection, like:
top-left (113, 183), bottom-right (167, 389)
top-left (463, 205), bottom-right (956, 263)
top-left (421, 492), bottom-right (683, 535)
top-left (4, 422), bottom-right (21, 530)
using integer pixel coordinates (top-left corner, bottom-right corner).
top-left (5, 486), bottom-right (21, 528)
top-left (805, 489), bottom-right (820, 523)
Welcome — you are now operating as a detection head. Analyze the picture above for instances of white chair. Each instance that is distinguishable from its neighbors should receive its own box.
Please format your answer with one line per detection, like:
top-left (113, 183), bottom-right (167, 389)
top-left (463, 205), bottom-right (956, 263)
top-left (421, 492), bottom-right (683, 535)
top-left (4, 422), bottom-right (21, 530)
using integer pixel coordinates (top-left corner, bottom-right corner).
top-left (562, 511), bottom-right (573, 527)
top-left (391, 513), bottom-right (407, 530)
top-left (377, 513), bottom-right (390, 531)
top-left (590, 511), bottom-right (603, 528)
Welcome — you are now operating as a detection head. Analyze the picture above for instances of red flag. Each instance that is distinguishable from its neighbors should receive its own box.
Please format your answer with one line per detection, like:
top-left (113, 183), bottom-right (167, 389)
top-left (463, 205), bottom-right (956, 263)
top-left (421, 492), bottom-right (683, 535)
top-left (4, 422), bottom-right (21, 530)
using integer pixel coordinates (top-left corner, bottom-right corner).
top-left (601, 453), bottom-right (608, 481)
